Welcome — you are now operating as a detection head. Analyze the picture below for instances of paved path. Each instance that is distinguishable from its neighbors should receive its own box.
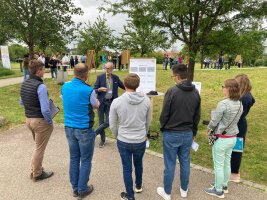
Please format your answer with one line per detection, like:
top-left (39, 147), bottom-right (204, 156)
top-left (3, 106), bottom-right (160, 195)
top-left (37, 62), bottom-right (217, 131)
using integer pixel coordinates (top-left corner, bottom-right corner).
top-left (0, 125), bottom-right (266, 200)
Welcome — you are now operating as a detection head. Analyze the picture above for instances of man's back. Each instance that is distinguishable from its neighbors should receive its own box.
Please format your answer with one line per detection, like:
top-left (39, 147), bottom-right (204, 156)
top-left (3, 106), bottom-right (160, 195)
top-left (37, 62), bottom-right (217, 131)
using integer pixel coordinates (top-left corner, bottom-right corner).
top-left (62, 78), bottom-right (94, 129)
top-left (160, 80), bottom-right (200, 135)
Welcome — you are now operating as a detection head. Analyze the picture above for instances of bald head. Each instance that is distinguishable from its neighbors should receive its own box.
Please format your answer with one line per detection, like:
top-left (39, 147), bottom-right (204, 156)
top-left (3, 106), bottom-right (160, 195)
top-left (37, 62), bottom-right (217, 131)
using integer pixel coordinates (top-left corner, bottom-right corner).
top-left (105, 62), bottom-right (113, 76)
top-left (74, 63), bottom-right (89, 80)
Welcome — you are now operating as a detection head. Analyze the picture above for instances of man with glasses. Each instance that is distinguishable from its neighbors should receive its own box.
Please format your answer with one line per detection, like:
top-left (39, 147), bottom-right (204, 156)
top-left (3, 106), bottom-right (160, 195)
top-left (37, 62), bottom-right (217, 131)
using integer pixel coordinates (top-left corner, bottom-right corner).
top-left (94, 62), bottom-right (125, 147)
top-left (157, 64), bottom-right (201, 200)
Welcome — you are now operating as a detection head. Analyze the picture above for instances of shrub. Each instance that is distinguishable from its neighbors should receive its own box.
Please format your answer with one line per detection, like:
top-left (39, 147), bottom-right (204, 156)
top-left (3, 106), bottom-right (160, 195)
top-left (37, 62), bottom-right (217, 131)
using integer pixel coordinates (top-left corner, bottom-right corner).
top-left (0, 66), bottom-right (15, 77)
top-left (264, 58), bottom-right (267, 66)
top-left (148, 52), bottom-right (164, 64)
top-left (254, 59), bottom-right (264, 66)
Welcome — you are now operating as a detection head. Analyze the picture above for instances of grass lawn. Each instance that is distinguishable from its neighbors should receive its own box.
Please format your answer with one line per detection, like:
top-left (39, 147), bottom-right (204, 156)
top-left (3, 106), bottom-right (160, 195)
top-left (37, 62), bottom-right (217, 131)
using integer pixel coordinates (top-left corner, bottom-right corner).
top-left (0, 65), bottom-right (266, 185)
top-left (0, 62), bottom-right (23, 79)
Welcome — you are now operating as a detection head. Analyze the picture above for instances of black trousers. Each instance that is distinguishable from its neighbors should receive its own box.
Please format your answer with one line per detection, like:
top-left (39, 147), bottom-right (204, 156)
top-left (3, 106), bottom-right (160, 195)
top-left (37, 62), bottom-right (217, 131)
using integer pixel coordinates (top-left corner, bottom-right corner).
top-left (231, 137), bottom-right (246, 173)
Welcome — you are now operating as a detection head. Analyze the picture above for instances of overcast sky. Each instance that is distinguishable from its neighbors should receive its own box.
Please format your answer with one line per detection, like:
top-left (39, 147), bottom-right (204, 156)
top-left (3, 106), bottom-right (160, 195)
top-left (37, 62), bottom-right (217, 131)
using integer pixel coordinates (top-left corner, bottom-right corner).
top-left (72, 0), bottom-right (183, 50)
top-left (73, 0), bottom-right (128, 35)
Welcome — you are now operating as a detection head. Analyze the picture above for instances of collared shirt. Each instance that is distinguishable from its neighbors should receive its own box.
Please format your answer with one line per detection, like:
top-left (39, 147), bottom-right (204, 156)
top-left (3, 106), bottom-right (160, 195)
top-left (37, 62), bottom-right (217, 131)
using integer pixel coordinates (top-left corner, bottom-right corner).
top-left (37, 56), bottom-right (45, 64)
top-left (105, 74), bottom-right (113, 99)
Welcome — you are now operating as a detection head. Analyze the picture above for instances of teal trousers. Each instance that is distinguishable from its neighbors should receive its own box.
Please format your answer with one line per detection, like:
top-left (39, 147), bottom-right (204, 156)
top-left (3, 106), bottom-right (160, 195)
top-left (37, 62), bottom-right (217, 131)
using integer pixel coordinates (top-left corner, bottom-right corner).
top-left (212, 137), bottom-right (236, 192)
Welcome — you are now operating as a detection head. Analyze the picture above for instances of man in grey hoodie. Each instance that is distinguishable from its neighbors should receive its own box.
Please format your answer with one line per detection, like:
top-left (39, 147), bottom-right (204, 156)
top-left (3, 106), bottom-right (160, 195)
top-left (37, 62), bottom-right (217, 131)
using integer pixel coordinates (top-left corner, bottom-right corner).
top-left (109, 73), bottom-right (151, 200)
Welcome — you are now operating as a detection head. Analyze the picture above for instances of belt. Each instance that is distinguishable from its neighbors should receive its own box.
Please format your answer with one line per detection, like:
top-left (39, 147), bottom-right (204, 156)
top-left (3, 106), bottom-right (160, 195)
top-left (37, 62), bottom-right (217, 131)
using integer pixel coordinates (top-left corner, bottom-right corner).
top-left (215, 134), bottom-right (236, 138)
top-left (104, 98), bottom-right (113, 102)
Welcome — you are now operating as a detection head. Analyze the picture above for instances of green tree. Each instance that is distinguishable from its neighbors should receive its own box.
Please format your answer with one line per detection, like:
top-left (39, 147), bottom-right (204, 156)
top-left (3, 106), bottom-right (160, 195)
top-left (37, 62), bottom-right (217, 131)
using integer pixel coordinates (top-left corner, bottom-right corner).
top-left (199, 28), bottom-right (266, 67)
top-left (0, 0), bottom-right (82, 57)
top-left (120, 19), bottom-right (170, 56)
top-left (102, 0), bottom-right (267, 80)
top-left (77, 17), bottom-right (115, 67)
top-left (9, 44), bottom-right (28, 61)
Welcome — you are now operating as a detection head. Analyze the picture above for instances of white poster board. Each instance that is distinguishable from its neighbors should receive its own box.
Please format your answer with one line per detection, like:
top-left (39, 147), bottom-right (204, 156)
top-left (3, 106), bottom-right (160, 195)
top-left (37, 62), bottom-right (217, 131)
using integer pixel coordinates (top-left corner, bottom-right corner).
top-left (192, 82), bottom-right (201, 94)
top-left (129, 58), bottom-right (156, 93)
top-left (0, 46), bottom-right (11, 69)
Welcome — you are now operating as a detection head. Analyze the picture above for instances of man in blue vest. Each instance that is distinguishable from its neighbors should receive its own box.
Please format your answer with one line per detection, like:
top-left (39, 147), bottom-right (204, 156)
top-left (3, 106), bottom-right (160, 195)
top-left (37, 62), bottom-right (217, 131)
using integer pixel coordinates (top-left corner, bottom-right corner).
top-left (62, 63), bottom-right (100, 199)
top-left (94, 62), bottom-right (125, 148)
top-left (20, 60), bottom-right (54, 182)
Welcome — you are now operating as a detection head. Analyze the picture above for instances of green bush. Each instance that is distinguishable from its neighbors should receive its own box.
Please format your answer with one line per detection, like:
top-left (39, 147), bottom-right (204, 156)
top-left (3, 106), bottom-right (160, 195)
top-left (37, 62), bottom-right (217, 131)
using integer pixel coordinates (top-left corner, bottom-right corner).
top-left (8, 44), bottom-right (28, 62)
top-left (254, 59), bottom-right (264, 66)
top-left (264, 58), bottom-right (267, 66)
top-left (148, 52), bottom-right (164, 64)
top-left (0, 66), bottom-right (15, 77)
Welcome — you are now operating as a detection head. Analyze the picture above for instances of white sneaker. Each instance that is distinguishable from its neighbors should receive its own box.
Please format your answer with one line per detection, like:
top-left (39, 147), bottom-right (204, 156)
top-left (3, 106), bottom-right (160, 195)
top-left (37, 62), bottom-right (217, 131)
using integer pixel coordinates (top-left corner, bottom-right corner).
top-left (157, 187), bottom-right (171, 200)
top-left (180, 187), bottom-right (188, 198)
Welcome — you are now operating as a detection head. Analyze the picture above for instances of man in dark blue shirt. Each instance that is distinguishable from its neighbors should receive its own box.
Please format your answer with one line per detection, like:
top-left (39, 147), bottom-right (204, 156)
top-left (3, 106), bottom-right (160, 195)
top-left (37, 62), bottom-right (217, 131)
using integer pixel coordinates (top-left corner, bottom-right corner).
top-left (62, 63), bottom-right (99, 199)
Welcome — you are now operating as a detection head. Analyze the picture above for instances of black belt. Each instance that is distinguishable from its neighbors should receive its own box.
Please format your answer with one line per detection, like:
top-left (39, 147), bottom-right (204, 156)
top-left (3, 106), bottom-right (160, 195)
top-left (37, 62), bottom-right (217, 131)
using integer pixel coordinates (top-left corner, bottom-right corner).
top-left (104, 98), bottom-right (113, 102)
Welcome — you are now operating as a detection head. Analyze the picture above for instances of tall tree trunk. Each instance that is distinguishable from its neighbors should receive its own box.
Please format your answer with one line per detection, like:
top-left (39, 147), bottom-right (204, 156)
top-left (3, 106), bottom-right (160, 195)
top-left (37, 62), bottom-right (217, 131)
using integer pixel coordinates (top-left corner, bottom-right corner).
top-left (28, 44), bottom-right (34, 60)
top-left (200, 47), bottom-right (204, 69)
top-left (187, 46), bottom-right (198, 81)
top-left (95, 51), bottom-right (99, 68)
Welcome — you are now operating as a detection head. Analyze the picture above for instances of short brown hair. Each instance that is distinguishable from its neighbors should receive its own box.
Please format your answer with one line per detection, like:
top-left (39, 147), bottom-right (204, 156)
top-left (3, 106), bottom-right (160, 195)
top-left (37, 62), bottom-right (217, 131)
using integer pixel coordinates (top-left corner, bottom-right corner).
top-left (172, 64), bottom-right (188, 79)
top-left (235, 74), bottom-right (252, 98)
top-left (124, 73), bottom-right (140, 90)
top-left (74, 63), bottom-right (89, 79)
top-left (224, 79), bottom-right (240, 101)
top-left (28, 60), bottom-right (44, 75)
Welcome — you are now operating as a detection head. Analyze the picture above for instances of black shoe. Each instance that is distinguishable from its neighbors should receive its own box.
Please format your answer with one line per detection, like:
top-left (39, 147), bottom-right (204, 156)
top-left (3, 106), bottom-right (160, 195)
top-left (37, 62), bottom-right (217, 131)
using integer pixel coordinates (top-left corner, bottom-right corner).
top-left (99, 141), bottom-right (105, 148)
top-left (73, 191), bottom-right (78, 197)
top-left (77, 185), bottom-right (94, 200)
top-left (33, 171), bottom-right (54, 182)
top-left (120, 192), bottom-right (135, 200)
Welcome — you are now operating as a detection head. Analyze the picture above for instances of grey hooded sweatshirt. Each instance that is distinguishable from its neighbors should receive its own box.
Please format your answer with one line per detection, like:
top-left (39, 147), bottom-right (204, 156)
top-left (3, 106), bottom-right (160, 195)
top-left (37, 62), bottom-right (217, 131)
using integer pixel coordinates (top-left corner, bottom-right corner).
top-left (109, 92), bottom-right (151, 143)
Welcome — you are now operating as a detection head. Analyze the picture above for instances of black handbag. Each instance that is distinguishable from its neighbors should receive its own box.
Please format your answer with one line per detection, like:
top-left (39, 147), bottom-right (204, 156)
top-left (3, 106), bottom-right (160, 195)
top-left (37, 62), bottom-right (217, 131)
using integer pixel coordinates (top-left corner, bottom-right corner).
top-left (208, 103), bottom-right (241, 146)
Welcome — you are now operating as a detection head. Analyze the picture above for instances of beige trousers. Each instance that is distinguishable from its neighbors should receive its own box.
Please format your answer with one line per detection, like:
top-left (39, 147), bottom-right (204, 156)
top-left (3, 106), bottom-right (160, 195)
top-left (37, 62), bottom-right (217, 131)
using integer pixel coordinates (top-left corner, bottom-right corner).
top-left (26, 118), bottom-right (53, 177)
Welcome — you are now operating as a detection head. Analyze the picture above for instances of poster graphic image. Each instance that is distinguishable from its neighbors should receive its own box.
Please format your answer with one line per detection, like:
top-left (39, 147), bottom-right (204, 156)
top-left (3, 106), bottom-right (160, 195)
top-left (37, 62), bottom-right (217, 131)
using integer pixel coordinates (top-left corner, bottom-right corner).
top-left (129, 58), bottom-right (156, 93)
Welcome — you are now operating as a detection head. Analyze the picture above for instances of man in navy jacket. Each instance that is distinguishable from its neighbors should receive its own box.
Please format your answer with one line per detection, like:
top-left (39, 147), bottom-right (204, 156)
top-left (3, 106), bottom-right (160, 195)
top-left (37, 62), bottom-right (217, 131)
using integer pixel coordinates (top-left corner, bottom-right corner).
top-left (94, 62), bottom-right (125, 147)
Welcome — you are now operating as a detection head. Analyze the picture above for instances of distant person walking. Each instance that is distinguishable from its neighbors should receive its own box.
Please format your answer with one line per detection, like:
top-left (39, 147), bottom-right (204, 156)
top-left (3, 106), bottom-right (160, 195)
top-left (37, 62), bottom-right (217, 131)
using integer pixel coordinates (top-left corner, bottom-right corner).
top-left (163, 55), bottom-right (168, 70)
top-left (48, 55), bottom-right (58, 79)
top-left (70, 56), bottom-right (75, 69)
top-left (230, 74), bottom-right (255, 182)
top-left (157, 64), bottom-right (201, 200)
top-left (23, 54), bottom-right (30, 80)
top-left (204, 79), bottom-right (243, 198)
top-left (20, 60), bottom-right (54, 182)
top-left (109, 73), bottom-right (151, 200)
top-left (62, 63), bottom-right (100, 199)
top-left (74, 56), bottom-right (79, 65)
top-left (81, 55), bottom-right (86, 64)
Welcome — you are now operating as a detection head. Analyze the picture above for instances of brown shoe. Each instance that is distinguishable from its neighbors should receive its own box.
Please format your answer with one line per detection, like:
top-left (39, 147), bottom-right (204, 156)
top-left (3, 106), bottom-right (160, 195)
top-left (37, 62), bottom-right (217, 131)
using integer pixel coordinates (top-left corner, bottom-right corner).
top-left (33, 171), bottom-right (54, 182)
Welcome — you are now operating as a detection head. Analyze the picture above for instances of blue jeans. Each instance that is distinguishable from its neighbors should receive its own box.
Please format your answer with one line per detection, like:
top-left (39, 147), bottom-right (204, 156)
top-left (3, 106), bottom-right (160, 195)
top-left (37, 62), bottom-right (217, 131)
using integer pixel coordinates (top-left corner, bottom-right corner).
top-left (65, 127), bottom-right (96, 194)
top-left (163, 131), bottom-right (193, 194)
top-left (97, 100), bottom-right (112, 142)
top-left (23, 68), bottom-right (29, 80)
top-left (50, 68), bottom-right (57, 78)
top-left (117, 140), bottom-right (146, 198)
